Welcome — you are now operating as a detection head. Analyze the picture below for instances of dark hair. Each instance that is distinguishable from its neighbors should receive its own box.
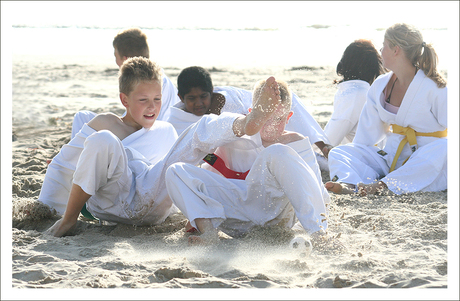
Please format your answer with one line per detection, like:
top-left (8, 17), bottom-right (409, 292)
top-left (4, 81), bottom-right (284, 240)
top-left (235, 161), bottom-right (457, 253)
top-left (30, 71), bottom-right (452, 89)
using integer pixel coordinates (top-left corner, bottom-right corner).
top-left (335, 39), bottom-right (385, 85)
top-left (177, 66), bottom-right (213, 97)
top-left (113, 28), bottom-right (149, 58)
top-left (119, 57), bottom-right (162, 95)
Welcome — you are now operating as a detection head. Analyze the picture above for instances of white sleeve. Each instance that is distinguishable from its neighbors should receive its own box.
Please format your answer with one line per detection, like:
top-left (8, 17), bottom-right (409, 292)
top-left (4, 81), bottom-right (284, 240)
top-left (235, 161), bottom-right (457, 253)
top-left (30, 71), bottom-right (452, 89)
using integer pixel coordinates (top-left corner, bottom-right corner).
top-left (324, 118), bottom-right (355, 146)
top-left (352, 86), bottom-right (388, 146)
top-left (324, 86), bottom-right (367, 146)
top-left (157, 71), bottom-right (180, 121)
top-left (71, 110), bottom-right (97, 139)
top-left (285, 93), bottom-right (330, 145)
top-left (431, 86), bottom-right (448, 128)
top-left (163, 112), bottom-right (242, 166)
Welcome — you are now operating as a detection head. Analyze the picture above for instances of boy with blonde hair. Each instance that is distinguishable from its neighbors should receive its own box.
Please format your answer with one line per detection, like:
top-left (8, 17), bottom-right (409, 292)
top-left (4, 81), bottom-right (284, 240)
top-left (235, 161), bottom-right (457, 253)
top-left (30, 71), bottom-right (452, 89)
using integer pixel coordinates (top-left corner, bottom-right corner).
top-left (40, 57), bottom-right (284, 237)
top-left (166, 79), bottom-right (340, 250)
top-left (70, 28), bottom-right (179, 139)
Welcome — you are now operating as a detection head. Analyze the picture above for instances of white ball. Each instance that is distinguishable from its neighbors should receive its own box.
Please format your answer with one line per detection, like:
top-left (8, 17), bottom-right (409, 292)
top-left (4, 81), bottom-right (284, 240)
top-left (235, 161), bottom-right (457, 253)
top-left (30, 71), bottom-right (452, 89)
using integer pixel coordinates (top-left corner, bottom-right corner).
top-left (289, 237), bottom-right (312, 252)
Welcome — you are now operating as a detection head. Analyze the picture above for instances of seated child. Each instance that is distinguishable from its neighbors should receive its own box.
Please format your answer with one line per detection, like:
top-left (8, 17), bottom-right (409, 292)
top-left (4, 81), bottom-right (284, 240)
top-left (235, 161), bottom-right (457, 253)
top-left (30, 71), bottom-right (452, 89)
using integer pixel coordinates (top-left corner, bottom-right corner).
top-left (325, 23), bottom-right (447, 196)
top-left (167, 66), bottom-right (253, 135)
top-left (324, 39), bottom-right (385, 146)
top-left (165, 79), bottom-right (342, 251)
top-left (71, 27), bottom-right (180, 139)
top-left (40, 56), bottom-right (284, 237)
top-left (167, 66), bottom-right (332, 170)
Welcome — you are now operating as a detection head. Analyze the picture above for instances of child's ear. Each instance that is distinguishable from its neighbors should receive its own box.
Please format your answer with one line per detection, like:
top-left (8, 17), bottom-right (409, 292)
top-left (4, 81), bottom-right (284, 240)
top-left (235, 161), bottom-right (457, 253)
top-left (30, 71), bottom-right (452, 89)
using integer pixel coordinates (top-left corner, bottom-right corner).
top-left (286, 111), bottom-right (294, 122)
top-left (120, 92), bottom-right (129, 108)
top-left (178, 93), bottom-right (185, 103)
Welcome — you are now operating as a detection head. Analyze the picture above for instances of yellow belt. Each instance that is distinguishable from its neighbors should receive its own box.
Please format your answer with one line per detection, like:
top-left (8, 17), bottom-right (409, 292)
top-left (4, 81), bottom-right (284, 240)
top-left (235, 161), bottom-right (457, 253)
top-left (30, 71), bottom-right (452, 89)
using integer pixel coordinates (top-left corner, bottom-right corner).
top-left (389, 124), bottom-right (447, 172)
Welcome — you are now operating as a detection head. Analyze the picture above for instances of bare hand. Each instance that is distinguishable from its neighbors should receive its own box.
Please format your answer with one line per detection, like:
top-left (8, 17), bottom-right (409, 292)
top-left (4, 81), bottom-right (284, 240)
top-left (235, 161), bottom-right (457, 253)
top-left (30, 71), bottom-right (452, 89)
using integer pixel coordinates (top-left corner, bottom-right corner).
top-left (207, 93), bottom-right (226, 115)
top-left (45, 217), bottom-right (77, 237)
top-left (321, 144), bottom-right (333, 158)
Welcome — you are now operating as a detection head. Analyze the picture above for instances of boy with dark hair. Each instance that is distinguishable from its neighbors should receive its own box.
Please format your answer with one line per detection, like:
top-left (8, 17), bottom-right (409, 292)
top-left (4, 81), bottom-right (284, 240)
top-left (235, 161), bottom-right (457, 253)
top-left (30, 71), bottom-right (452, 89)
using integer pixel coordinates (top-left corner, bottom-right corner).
top-left (168, 66), bottom-right (333, 170)
top-left (113, 28), bottom-right (150, 66)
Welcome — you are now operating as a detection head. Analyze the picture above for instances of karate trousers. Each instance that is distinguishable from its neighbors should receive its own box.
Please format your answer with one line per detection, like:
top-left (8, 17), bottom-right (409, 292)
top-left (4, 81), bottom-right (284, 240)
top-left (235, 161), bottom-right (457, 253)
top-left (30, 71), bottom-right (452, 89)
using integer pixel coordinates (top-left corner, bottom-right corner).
top-left (165, 143), bottom-right (329, 237)
top-left (328, 138), bottom-right (447, 194)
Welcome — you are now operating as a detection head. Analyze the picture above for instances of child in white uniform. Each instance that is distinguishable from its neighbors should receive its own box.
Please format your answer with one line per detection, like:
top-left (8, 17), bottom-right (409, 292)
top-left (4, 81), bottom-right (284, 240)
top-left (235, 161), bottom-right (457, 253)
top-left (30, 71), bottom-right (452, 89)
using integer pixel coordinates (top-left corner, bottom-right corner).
top-left (324, 39), bottom-right (385, 146)
top-left (167, 66), bottom-right (332, 170)
top-left (165, 79), bottom-right (340, 250)
top-left (70, 27), bottom-right (180, 139)
top-left (326, 23), bottom-right (447, 196)
top-left (41, 57), bottom-right (283, 237)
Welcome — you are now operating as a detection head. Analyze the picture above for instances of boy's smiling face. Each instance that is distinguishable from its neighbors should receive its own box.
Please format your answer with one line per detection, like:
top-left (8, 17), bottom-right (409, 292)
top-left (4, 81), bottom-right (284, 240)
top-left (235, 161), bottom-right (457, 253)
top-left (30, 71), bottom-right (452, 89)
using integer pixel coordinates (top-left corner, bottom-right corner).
top-left (121, 80), bottom-right (162, 129)
top-left (179, 87), bottom-right (212, 116)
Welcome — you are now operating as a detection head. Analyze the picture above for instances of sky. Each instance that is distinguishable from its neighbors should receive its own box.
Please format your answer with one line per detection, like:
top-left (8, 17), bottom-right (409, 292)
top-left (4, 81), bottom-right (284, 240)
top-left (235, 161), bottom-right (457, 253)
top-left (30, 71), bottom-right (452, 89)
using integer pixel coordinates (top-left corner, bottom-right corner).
top-left (4, 1), bottom-right (456, 30)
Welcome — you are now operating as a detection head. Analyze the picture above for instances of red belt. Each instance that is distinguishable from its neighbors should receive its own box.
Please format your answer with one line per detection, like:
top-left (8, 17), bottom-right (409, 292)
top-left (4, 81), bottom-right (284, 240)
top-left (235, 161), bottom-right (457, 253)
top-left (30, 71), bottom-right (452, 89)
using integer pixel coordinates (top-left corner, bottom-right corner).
top-left (202, 153), bottom-right (250, 180)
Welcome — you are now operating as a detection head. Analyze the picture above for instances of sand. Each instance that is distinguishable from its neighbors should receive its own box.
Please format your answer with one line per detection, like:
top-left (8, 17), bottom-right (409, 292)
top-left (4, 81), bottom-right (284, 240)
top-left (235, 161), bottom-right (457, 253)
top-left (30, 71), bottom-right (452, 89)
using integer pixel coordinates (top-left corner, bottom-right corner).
top-left (6, 54), bottom-right (457, 299)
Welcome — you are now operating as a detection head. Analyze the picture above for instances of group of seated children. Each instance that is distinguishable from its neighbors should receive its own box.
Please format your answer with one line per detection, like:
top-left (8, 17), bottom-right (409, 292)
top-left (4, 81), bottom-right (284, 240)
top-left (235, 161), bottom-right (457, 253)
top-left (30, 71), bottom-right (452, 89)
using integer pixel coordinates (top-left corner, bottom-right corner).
top-left (39, 23), bottom-right (447, 250)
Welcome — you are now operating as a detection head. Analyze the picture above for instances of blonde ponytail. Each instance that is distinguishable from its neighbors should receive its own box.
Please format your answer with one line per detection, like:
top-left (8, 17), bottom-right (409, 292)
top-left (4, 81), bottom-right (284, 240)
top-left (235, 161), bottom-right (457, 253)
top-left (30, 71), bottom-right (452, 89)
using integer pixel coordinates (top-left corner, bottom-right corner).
top-left (419, 43), bottom-right (446, 88)
top-left (385, 23), bottom-right (446, 88)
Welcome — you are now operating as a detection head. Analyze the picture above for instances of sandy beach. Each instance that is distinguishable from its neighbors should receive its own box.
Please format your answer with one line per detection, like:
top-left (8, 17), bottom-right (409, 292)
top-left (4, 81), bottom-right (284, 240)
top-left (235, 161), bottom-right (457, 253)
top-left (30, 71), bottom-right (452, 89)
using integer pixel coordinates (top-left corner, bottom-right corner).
top-left (5, 49), bottom-right (458, 300)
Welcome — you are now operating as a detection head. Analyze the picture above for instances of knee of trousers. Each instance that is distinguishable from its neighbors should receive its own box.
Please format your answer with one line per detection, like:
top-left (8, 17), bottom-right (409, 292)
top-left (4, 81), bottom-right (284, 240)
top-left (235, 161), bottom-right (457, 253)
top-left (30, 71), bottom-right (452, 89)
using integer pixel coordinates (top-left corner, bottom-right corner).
top-left (328, 144), bottom-right (355, 161)
top-left (261, 143), bottom-right (297, 161)
top-left (84, 130), bottom-right (121, 151)
top-left (429, 138), bottom-right (447, 152)
top-left (165, 162), bottom-right (188, 180)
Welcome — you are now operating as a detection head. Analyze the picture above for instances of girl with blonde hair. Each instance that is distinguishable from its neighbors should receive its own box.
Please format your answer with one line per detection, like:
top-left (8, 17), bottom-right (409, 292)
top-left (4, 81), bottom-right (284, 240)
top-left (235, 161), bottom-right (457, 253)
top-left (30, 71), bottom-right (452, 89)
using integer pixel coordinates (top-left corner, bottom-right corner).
top-left (325, 23), bottom-right (447, 195)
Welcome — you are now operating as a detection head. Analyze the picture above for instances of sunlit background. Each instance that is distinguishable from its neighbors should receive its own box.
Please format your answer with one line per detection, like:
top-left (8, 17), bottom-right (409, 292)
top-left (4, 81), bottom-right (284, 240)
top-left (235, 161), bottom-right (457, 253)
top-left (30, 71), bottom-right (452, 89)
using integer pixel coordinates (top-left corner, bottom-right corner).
top-left (3, 1), bottom-right (457, 69)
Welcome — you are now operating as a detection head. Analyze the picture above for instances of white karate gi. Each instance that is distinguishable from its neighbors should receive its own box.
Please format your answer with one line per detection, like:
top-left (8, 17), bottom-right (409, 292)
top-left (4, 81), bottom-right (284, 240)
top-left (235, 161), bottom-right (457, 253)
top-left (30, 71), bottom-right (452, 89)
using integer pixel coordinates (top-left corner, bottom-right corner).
top-left (167, 85), bottom-right (330, 172)
top-left (167, 86), bottom-right (329, 144)
top-left (324, 80), bottom-right (369, 146)
top-left (70, 70), bottom-right (180, 139)
top-left (39, 112), bottom-right (243, 225)
top-left (328, 70), bottom-right (447, 194)
top-left (166, 134), bottom-right (330, 237)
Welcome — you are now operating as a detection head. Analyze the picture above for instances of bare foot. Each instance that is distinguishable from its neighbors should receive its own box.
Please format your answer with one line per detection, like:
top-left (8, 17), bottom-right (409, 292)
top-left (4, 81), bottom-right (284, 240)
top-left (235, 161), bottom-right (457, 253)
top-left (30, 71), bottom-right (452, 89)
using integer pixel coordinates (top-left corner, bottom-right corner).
top-left (188, 218), bottom-right (220, 245)
top-left (244, 76), bottom-right (281, 136)
top-left (188, 230), bottom-right (219, 246)
top-left (325, 182), bottom-right (356, 194)
top-left (357, 181), bottom-right (387, 196)
top-left (252, 76), bottom-right (281, 114)
top-left (185, 220), bottom-right (198, 233)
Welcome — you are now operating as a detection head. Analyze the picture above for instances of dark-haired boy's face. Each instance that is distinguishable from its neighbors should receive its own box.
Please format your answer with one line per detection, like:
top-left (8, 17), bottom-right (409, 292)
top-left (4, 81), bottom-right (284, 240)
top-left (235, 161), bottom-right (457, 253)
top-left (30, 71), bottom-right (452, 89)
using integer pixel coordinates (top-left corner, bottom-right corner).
top-left (179, 87), bottom-right (212, 116)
